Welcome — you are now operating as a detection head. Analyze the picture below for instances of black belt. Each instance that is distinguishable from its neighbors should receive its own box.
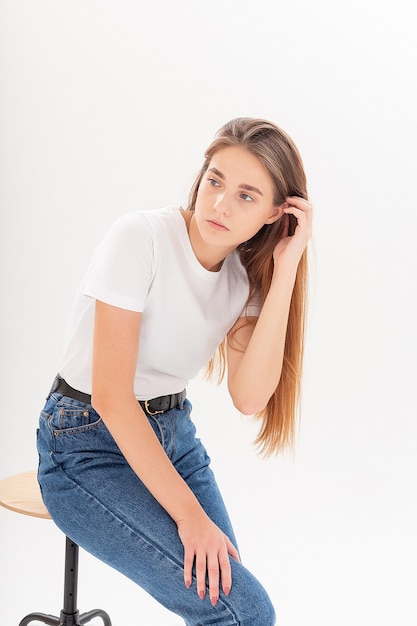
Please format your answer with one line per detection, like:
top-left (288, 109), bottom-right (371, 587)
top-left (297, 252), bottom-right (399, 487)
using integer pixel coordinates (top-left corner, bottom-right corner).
top-left (51, 376), bottom-right (186, 415)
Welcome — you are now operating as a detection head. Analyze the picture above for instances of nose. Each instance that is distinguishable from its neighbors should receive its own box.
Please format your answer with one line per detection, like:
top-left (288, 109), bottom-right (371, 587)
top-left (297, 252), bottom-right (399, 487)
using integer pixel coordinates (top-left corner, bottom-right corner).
top-left (213, 192), bottom-right (231, 217)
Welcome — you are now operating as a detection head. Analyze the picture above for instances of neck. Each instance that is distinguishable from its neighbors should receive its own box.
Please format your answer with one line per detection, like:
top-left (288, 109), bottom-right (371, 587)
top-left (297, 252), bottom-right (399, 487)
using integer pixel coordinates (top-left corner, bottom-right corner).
top-left (182, 210), bottom-right (229, 272)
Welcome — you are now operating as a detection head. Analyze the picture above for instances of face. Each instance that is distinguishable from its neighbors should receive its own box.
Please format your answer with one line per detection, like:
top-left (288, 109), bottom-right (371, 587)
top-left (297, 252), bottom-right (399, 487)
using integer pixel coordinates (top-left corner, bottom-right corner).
top-left (194, 146), bottom-right (282, 253)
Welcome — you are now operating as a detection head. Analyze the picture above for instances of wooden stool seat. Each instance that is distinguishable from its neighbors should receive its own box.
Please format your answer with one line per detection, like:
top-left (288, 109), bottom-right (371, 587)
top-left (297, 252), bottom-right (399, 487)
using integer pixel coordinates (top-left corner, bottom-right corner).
top-left (0, 470), bottom-right (51, 519)
top-left (0, 471), bottom-right (112, 626)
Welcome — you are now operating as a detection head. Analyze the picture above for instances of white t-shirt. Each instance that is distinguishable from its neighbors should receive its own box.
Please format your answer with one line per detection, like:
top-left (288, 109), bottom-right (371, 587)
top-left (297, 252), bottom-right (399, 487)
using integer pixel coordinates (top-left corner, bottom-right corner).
top-left (59, 206), bottom-right (259, 400)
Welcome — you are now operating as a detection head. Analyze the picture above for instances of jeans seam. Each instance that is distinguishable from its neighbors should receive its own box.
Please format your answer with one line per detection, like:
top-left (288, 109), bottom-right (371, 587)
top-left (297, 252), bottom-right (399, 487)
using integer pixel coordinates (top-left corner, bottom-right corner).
top-left (53, 419), bottom-right (104, 436)
top-left (168, 413), bottom-right (176, 460)
top-left (149, 415), bottom-right (165, 449)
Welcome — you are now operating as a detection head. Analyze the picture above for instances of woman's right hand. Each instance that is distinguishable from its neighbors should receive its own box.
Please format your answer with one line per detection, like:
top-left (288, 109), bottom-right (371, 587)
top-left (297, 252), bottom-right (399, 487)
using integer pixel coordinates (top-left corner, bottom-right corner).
top-left (177, 513), bottom-right (240, 606)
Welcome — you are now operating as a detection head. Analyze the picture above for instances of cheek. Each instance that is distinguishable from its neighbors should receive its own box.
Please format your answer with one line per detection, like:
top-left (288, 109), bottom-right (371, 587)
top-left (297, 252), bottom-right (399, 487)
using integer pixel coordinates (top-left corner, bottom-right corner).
top-left (195, 183), bottom-right (215, 211)
top-left (195, 185), bottom-right (206, 207)
top-left (243, 216), bottom-right (269, 238)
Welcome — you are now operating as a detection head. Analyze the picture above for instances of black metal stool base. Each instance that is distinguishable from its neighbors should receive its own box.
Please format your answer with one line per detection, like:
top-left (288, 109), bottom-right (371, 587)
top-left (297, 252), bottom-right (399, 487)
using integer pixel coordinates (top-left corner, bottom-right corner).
top-left (19, 537), bottom-right (112, 626)
top-left (19, 608), bottom-right (112, 626)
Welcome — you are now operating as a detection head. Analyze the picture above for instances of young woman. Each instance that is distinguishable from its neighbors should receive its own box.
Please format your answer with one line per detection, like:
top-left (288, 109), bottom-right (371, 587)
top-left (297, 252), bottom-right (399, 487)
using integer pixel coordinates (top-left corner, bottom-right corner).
top-left (37, 117), bottom-right (312, 625)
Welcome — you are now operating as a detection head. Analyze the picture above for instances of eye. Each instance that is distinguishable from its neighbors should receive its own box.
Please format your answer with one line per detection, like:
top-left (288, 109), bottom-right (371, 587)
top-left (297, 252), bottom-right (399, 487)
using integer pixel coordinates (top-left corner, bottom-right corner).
top-left (240, 193), bottom-right (254, 202)
top-left (208, 177), bottom-right (220, 187)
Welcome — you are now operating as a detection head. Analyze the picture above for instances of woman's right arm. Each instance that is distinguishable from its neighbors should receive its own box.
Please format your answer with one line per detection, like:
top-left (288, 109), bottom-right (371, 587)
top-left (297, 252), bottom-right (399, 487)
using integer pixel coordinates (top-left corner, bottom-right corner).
top-left (91, 300), bottom-right (239, 605)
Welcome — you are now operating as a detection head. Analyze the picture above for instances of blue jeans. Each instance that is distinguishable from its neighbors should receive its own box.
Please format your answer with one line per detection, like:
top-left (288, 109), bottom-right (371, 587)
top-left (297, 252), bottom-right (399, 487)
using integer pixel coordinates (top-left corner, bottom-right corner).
top-left (37, 389), bottom-right (276, 625)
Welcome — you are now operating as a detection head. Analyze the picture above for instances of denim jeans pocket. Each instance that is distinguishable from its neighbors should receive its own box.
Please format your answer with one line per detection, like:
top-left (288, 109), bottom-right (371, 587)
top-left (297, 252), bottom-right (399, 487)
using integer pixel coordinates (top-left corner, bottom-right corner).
top-left (48, 397), bottom-right (112, 457)
top-left (49, 397), bottom-right (121, 468)
top-left (49, 398), bottom-right (102, 433)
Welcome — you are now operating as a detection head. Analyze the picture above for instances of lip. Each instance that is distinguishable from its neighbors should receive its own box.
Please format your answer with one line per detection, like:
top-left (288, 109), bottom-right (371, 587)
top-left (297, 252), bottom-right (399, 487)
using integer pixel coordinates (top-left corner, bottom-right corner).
top-left (207, 219), bottom-right (229, 231)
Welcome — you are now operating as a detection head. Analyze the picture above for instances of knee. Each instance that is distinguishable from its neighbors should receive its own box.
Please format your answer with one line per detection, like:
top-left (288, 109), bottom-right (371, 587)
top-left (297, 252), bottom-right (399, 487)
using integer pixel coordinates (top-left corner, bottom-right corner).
top-left (257, 594), bottom-right (276, 626)
top-left (261, 598), bottom-right (276, 626)
top-left (229, 570), bottom-right (276, 626)
top-left (243, 586), bottom-right (276, 626)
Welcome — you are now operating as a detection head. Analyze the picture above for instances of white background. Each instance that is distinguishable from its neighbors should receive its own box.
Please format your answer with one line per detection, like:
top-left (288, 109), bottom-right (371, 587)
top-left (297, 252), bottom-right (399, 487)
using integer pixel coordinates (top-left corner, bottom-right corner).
top-left (1, 1), bottom-right (416, 624)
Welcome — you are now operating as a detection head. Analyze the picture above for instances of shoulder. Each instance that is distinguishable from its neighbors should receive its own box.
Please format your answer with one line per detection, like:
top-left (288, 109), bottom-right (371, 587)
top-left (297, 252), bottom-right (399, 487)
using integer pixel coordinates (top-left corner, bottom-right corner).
top-left (100, 206), bottom-right (183, 249)
top-left (110, 205), bottom-right (182, 233)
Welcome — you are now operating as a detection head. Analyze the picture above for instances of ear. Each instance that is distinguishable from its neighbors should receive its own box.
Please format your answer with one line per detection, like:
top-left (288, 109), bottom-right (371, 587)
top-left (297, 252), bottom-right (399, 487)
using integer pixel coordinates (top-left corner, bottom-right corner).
top-left (264, 204), bottom-right (284, 225)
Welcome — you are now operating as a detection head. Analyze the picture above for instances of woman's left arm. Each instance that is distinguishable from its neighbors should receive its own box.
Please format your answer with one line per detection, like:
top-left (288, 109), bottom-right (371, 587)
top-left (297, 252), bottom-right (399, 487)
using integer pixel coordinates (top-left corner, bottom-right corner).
top-left (227, 196), bottom-right (312, 414)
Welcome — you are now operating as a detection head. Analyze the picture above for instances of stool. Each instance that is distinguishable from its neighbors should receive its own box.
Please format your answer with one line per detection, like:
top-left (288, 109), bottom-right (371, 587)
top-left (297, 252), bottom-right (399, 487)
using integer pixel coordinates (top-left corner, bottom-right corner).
top-left (0, 471), bottom-right (112, 626)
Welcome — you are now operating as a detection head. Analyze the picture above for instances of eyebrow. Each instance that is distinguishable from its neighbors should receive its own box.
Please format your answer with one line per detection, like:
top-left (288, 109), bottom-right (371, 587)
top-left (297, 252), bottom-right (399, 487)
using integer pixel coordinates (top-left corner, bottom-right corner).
top-left (208, 167), bottom-right (264, 196)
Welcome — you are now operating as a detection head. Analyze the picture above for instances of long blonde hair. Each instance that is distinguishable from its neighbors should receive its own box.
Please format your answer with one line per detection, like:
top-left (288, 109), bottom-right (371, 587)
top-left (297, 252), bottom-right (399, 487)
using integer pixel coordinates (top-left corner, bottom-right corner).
top-left (187, 118), bottom-right (308, 456)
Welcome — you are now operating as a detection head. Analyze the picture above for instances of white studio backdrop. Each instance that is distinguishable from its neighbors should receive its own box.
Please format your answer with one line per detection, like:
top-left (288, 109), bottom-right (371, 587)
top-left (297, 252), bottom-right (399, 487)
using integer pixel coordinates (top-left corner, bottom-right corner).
top-left (0, 1), bottom-right (416, 624)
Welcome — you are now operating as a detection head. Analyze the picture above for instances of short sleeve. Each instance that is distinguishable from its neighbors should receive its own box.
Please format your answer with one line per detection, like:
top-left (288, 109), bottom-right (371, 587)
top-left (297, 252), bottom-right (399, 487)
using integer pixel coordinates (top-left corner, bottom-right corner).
top-left (83, 212), bottom-right (156, 312)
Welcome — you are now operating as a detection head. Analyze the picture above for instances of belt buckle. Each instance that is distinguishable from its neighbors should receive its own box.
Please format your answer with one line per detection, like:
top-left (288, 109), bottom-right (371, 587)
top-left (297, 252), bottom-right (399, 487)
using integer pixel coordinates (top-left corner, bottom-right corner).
top-left (144, 400), bottom-right (164, 416)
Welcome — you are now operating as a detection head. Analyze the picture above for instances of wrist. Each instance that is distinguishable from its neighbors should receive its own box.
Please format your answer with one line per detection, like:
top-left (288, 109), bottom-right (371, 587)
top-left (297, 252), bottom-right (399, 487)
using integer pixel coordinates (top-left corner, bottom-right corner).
top-left (172, 499), bottom-right (208, 527)
top-left (271, 260), bottom-right (298, 284)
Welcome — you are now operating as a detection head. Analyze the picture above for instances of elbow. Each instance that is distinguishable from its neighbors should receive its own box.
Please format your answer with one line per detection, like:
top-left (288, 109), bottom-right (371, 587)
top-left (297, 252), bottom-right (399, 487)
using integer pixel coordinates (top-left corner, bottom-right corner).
top-left (91, 391), bottom-right (111, 416)
top-left (91, 381), bottom-right (137, 417)
top-left (91, 384), bottom-right (119, 416)
top-left (230, 391), bottom-right (271, 416)
top-left (228, 370), bottom-right (282, 415)
top-left (228, 374), bottom-right (281, 415)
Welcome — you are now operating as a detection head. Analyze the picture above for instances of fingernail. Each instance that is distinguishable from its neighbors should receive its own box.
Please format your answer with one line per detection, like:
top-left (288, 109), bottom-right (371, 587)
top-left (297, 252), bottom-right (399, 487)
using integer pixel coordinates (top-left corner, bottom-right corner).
top-left (185, 580), bottom-right (191, 589)
top-left (199, 590), bottom-right (205, 600)
top-left (211, 596), bottom-right (218, 606)
top-left (224, 586), bottom-right (230, 596)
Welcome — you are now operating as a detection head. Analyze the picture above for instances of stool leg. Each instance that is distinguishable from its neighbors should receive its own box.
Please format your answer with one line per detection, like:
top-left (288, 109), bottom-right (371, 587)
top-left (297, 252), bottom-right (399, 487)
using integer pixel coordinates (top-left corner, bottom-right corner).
top-left (79, 609), bottom-right (113, 625)
top-left (59, 537), bottom-right (112, 626)
top-left (19, 536), bottom-right (112, 626)
top-left (63, 536), bottom-right (79, 615)
top-left (19, 614), bottom-right (60, 626)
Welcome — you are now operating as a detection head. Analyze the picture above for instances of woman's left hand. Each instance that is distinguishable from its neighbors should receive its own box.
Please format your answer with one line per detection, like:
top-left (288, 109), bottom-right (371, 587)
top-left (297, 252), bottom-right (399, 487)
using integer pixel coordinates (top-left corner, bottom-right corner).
top-left (273, 196), bottom-right (313, 267)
